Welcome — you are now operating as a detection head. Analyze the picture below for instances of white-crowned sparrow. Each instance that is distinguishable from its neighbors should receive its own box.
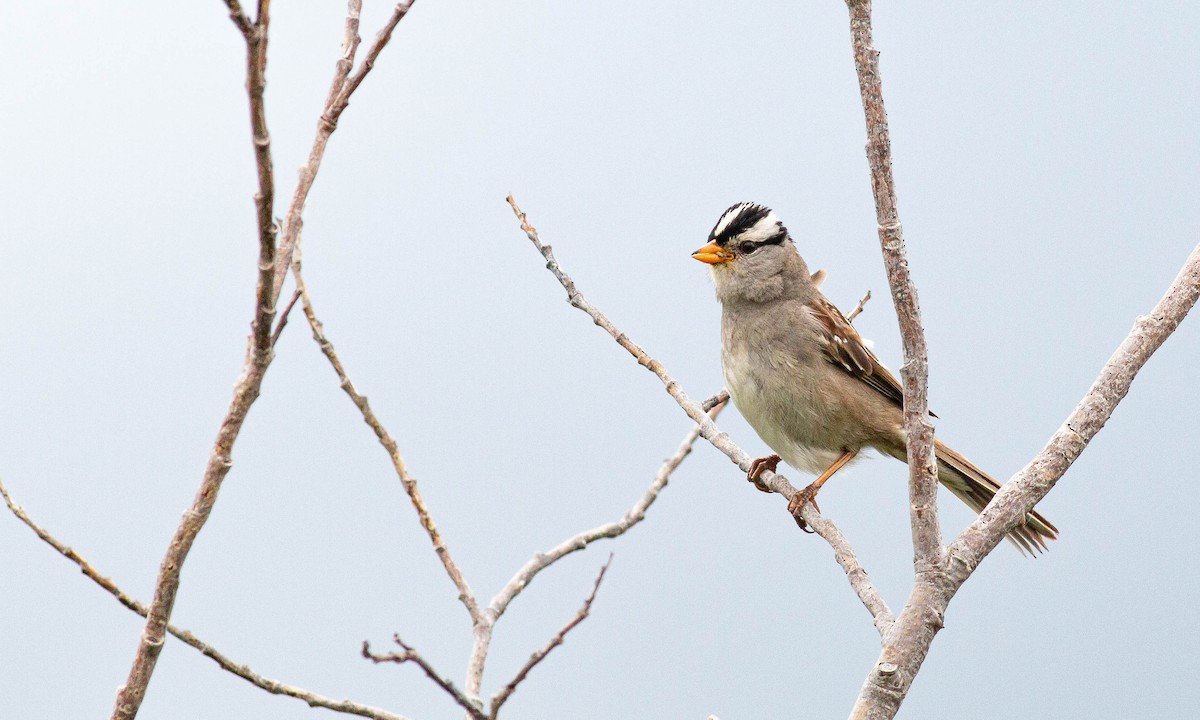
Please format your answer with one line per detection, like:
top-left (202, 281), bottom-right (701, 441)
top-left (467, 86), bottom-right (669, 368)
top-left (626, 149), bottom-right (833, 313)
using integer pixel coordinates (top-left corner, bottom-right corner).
top-left (693, 202), bottom-right (1057, 554)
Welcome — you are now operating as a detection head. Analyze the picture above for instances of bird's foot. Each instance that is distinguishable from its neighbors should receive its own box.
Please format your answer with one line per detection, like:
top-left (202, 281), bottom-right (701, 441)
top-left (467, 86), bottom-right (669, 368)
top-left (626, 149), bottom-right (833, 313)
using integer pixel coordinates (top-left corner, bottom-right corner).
top-left (746, 454), bottom-right (781, 493)
top-left (787, 483), bottom-right (822, 533)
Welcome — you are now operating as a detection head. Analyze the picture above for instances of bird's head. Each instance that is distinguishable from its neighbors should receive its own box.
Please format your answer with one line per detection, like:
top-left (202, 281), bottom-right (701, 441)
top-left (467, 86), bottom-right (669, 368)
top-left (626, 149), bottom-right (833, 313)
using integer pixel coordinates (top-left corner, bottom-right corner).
top-left (692, 202), bottom-right (808, 304)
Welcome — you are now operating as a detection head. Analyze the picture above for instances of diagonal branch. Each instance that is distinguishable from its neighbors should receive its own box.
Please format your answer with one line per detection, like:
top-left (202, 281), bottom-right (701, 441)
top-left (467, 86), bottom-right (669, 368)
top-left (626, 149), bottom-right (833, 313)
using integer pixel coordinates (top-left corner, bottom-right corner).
top-left (846, 289), bottom-right (872, 323)
top-left (462, 398), bottom-right (728, 697)
top-left (849, 241), bottom-right (1200, 719)
top-left (844, 0), bottom-right (941, 571)
top-left (505, 195), bottom-right (893, 634)
top-left (487, 399), bottom-right (725, 621)
top-left (364, 636), bottom-right (486, 720)
top-left (112, 7), bottom-right (278, 718)
top-left (949, 242), bottom-right (1200, 570)
top-left (811, 513), bottom-right (894, 636)
top-left (271, 0), bottom-right (417, 301)
top-left (291, 258), bottom-right (481, 623)
top-left (0, 478), bottom-right (409, 720)
top-left (488, 558), bottom-right (612, 718)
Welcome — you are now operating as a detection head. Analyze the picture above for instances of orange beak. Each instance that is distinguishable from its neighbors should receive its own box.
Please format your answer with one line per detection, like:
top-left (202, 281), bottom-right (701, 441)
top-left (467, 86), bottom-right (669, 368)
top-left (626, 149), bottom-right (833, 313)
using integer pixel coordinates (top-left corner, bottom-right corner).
top-left (691, 242), bottom-right (732, 265)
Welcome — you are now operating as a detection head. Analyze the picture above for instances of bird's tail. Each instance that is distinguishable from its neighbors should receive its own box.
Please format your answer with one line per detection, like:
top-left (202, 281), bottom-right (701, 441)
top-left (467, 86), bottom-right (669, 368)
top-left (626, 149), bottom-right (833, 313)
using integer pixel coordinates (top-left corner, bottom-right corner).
top-left (932, 438), bottom-right (1058, 555)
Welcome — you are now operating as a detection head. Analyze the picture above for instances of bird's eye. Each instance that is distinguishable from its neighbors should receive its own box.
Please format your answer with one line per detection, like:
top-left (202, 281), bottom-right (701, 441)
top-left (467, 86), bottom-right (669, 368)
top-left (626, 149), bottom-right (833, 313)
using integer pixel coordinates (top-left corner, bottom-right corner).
top-left (739, 241), bottom-right (759, 254)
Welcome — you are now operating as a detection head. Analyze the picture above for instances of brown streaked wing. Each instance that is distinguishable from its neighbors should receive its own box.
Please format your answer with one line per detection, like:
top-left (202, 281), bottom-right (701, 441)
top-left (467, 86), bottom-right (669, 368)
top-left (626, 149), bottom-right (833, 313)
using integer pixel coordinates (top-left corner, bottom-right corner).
top-left (806, 292), bottom-right (908, 410)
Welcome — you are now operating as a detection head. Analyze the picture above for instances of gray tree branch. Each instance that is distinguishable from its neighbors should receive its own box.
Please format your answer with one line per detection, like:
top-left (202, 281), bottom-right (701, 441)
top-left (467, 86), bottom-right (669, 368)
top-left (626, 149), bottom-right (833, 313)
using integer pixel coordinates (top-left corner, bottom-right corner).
top-left (112, 2), bottom-right (420, 715)
top-left (838, 3), bottom-right (1200, 718)
top-left (364, 636), bottom-right (487, 720)
top-left (291, 257), bottom-right (483, 624)
top-left (0, 478), bottom-right (408, 720)
top-left (488, 559), bottom-right (612, 719)
top-left (271, 1), bottom-right (417, 302)
top-left (849, 242), bottom-right (1199, 719)
top-left (462, 398), bottom-right (729, 701)
top-left (844, 0), bottom-right (941, 572)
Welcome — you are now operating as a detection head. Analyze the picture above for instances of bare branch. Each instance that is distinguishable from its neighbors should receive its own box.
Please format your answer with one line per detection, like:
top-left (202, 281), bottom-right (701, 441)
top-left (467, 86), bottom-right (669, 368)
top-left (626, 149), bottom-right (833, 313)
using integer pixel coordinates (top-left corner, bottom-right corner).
top-left (1, 478), bottom-right (409, 720)
top-left (849, 243), bottom-right (1200, 719)
top-left (846, 289), bottom-right (872, 323)
top-left (343, 2), bottom-right (416, 99)
top-left (112, 9), bottom-right (279, 717)
top-left (809, 513), bottom-right (894, 636)
top-left (489, 558), bottom-right (612, 718)
top-left (506, 195), bottom-right (893, 633)
top-left (364, 637), bottom-right (486, 720)
top-left (462, 397), bottom-right (725, 699)
top-left (487, 399), bottom-right (724, 621)
top-left (701, 390), bottom-right (730, 411)
top-left (271, 287), bottom-right (303, 347)
top-left (843, 0), bottom-right (940, 571)
top-left (272, 0), bottom-right (418, 299)
top-left (222, 0), bottom-right (253, 37)
top-left (950, 243), bottom-right (1199, 570)
top-left (291, 260), bottom-right (482, 623)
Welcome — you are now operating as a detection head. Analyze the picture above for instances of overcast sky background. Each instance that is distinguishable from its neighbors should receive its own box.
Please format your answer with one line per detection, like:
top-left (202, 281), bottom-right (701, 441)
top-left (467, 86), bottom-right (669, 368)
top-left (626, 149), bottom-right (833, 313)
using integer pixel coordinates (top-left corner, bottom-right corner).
top-left (3, 2), bottom-right (1198, 718)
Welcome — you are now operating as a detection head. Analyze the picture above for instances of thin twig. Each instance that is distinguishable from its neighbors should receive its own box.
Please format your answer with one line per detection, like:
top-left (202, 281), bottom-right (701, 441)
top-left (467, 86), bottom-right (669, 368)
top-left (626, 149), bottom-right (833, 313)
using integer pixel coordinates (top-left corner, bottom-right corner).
top-left (222, 0), bottom-right (253, 37)
top-left (343, 2), bottom-right (415, 99)
top-left (487, 398), bottom-right (725, 620)
top-left (489, 558), bottom-right (612, 718)
top-left (291, 260), bottom-right (481, 623)
top-left (272, 0), bottom-right (417, 299)
top-left (111, 8), bottom-right (278, 718)
top-left (506, 195), bottom-right (893, 633)
top-left (364, 637), bottom-right (486, 720)
top-left (702, 390), bottom-right (730, 411)
top-left (846, 289), bottom-right (872, 323)
top-left (462, 399), bottom-right (727, 695)
top-left (1, 478), bottom-right (408, 720)
top-left (271, 288), bottom-right (303, 347)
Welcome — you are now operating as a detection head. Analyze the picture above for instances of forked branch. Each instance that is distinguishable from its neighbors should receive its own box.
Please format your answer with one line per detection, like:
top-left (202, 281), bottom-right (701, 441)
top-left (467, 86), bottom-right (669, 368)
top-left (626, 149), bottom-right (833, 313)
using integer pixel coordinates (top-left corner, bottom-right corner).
top-left (489, 558), bottom-right (612, 718)
top-left (839, 3), bottom-right (1200, 719)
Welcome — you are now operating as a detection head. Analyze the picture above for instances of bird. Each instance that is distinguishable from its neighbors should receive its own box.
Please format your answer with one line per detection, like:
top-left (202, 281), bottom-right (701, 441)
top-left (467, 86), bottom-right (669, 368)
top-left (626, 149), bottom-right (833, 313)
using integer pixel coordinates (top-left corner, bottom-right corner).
top-left (691, 202), bottom-right (1057, 554)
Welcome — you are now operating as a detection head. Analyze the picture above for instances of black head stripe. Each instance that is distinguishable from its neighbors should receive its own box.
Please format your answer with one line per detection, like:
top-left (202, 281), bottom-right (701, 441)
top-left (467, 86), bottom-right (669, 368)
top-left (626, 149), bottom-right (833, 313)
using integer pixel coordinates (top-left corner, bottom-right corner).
top-left (710, 202), bottom-right (789, 247)
top-left (711, 203), bottom-right (771, 246)
top-left (761, 226), bottom-right (788, 246)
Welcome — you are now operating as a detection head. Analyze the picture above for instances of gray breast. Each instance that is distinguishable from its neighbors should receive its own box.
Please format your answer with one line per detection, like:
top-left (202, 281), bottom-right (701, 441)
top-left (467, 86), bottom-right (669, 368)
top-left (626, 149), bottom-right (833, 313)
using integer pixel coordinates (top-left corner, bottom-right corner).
top-left (719, 303), bottom-right (849, 474)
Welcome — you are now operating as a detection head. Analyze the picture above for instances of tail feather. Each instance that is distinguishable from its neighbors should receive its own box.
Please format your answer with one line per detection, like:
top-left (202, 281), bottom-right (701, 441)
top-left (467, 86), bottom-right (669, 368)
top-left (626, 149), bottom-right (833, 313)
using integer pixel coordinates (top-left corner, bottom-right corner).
top-left (933, 439), bottom-right (1058, 555)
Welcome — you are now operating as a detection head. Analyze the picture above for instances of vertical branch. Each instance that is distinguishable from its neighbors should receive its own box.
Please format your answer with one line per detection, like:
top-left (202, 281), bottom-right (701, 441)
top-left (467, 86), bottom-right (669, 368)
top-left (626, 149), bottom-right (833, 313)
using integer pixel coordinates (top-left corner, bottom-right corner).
top-left (112, 4), bottom-right (420, 713)
top-left (844, 0), bottom-right (941, 569)
top-left (110, 6), bottom-right (277, 719)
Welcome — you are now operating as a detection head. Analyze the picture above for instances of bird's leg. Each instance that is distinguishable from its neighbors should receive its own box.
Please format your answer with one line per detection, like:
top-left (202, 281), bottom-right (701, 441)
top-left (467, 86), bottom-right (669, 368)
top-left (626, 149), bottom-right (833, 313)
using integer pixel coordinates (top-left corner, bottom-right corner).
top-left (746, 454), bottom-right (781, 493)
top-left (788, 449), bottom-right (858, 531)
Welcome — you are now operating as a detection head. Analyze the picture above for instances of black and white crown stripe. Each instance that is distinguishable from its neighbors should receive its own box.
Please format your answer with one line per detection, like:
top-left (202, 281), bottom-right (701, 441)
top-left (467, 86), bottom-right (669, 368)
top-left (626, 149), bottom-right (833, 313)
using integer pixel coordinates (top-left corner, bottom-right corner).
top-left (709, 202), bottom-right (789, 248)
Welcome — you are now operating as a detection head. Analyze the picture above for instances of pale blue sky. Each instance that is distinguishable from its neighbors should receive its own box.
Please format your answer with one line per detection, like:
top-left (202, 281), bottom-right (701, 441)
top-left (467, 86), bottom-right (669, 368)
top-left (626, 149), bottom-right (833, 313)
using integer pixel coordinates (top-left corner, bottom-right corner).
top-left (2, 2), bottom-right (1198, 718)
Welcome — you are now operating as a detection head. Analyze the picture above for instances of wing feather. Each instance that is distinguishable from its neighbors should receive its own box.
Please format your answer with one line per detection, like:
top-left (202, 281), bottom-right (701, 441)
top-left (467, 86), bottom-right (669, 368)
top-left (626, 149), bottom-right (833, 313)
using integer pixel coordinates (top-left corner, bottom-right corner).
top-left (804, 292), bottom-right (926, 414)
